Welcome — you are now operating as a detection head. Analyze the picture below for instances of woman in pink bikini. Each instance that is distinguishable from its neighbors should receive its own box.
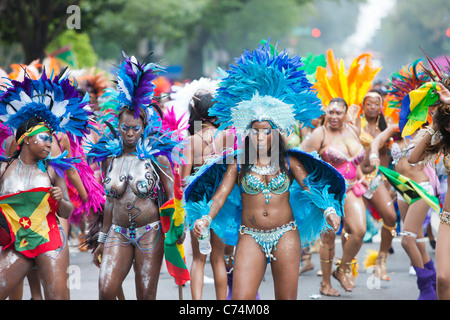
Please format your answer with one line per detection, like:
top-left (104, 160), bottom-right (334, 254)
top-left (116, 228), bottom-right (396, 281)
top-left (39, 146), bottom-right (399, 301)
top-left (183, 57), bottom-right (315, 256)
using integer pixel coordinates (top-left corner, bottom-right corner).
top-left (302, 97), bottom-right (366, 296)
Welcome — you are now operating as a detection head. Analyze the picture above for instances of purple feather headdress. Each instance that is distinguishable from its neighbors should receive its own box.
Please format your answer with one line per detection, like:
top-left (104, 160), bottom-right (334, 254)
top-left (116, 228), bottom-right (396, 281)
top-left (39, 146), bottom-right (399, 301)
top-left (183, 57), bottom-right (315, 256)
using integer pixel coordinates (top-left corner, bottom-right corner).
top-left (115, 52), bottom-right (164, 119)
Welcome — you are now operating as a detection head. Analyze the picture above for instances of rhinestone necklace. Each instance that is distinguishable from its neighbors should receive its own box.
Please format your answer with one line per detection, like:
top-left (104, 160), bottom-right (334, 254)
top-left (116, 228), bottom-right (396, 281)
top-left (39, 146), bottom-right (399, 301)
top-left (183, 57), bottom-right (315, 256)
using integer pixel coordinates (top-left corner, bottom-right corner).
top-left (250, 164), bottom-right (278, 175)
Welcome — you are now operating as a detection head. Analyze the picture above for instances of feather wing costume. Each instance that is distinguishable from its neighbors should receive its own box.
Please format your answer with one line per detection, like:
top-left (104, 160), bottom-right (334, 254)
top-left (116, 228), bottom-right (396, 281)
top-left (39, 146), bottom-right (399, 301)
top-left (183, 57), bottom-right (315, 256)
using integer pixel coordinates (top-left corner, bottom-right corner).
top-left (184, 40), bottom-right (346, 247)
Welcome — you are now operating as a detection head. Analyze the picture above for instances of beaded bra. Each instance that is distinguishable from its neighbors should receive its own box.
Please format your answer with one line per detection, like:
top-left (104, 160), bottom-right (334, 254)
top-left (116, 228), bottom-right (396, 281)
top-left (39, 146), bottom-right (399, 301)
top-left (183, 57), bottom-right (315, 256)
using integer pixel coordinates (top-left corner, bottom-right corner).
top-left (240, 166), bottom-right (291, 204)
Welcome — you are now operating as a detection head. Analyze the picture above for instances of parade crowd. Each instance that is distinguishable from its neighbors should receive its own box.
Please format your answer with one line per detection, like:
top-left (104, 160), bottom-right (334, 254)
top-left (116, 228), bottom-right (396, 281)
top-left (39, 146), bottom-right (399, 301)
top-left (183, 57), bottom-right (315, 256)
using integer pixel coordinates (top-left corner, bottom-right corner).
top-left (0, 40), bottom-right (450, 301)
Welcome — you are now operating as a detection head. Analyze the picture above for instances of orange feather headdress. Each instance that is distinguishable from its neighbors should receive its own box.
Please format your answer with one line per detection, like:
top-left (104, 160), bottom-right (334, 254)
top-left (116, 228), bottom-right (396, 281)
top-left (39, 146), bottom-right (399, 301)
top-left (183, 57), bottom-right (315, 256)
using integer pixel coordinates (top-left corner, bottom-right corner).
top-left (313, 49), bottom-right (382, 122)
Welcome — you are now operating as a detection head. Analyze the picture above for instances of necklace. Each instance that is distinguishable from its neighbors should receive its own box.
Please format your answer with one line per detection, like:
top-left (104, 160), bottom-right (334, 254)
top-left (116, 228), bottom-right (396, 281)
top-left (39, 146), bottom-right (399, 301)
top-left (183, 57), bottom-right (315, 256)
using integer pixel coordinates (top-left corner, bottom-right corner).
top-left (250, 164), bottom-right (278, 175)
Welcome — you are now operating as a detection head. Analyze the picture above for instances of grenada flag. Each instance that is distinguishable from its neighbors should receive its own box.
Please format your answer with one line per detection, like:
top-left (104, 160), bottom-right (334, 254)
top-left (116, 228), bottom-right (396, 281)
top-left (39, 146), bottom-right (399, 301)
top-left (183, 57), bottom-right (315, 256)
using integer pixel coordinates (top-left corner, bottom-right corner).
top-left (0, 187), bottom-right (61, 258)
top-left (159, 167), bottom-right (190, 286)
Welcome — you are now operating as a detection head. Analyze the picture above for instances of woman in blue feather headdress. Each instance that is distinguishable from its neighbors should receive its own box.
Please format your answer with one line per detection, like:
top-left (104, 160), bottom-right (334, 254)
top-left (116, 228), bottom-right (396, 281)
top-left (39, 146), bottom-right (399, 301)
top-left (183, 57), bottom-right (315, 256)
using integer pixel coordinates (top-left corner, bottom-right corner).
top-left (85, 53), bottom-right (184, 300)
top-left (0, 68), bottom-right (91, 299)
top-left (184, 40), bottom-right (346, 300)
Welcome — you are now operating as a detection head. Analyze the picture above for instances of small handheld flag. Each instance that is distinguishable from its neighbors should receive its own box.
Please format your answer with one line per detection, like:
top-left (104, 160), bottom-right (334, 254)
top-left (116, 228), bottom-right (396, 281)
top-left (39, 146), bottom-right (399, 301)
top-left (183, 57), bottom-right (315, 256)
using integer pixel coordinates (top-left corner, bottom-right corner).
top-left (378, 166), bottom-right (440, 213)
top-left (159, 166), bottom-right (190, 287)
top-left (399, 82), bottom-right (441, 137)
top-left (0, 187), bottom-right (61, 258)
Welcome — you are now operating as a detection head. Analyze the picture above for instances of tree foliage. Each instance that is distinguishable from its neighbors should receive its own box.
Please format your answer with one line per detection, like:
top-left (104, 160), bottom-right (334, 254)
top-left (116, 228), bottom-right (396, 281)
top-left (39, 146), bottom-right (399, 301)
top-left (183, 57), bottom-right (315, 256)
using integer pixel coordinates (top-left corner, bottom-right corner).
top-left (47, 29), bottom-right (98, 68)
top-left (371, 0), bottom-right (449, 78)
top-left (0, 0), bottom-right (80, 63)
top-left (0, 0), bottom-right (117, 63)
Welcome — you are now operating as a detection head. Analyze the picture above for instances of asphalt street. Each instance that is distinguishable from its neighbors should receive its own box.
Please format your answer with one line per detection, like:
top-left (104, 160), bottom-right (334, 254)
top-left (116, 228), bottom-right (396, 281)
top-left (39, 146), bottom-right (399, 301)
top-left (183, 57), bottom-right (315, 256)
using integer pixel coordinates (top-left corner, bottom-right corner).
top-left (18, 227), bottom-right (426, 301)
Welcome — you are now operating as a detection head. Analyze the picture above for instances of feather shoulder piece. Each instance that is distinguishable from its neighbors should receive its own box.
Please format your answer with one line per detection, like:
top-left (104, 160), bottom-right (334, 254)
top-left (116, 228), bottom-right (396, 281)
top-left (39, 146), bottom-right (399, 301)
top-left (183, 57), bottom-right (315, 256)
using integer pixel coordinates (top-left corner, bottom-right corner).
top-left (38, 150), bottom-right (81, 177)
top-left (86, 126), bottom-right (122, 164)
top-left (136, 124), bottom-right (186, 167)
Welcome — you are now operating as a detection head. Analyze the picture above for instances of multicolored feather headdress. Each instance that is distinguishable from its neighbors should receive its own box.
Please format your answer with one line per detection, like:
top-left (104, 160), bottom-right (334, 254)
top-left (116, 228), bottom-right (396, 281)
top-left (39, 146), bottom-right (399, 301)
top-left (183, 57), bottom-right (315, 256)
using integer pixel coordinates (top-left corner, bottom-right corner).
top-left (87, 54), bottom-right (184, 167)
top-left (209, 40), bottom-right (322, 135)
top-left (420, 48), bottom-right (450, 107)
top-left (397, 51), bottom-right (450, 137)
top-left (385, 59), bottom-right (430, 124)
top-left (0, 69), bottom-right (92, 139)
top-left (115, 52), bottom-right (163, 119)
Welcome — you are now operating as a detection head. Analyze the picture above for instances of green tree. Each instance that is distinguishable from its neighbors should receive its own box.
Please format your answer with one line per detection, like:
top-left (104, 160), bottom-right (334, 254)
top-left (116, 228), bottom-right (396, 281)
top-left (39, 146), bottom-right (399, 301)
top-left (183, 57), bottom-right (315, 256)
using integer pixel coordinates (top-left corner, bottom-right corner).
top-left (88, 0), bottom-right (205, 61)
top-left (0, 0), bottom-right (81, 63)
top-left (180, 0), bottom-right (357, 79)
top-left (46, 29), bottom-right (98, 69)
top-left (0, 0), bottom-right (119, 64)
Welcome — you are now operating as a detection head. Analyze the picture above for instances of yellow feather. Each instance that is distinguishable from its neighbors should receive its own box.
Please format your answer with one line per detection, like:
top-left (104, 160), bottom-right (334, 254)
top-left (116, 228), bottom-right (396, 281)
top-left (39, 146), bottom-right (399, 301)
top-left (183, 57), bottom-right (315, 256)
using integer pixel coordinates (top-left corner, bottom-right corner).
top-left (313, 49), bottom-right (381, 109)
top-left (364, 249), bottom-right (379, 269)
top-left (336, 258), bottom-right (359, 278)
top-left (352, 259), bottom-right (359, 278)
top-left (339, 59), bottom-right (349, 103)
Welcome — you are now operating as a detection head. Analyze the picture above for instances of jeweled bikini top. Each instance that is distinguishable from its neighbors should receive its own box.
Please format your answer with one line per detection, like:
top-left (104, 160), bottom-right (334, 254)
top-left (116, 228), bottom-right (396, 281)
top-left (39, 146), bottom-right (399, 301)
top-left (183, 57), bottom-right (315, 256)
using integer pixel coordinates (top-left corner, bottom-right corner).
top-left (322, 145), bottom-right (366, 169)
top-left (240, 165), bottom-right (291, 204)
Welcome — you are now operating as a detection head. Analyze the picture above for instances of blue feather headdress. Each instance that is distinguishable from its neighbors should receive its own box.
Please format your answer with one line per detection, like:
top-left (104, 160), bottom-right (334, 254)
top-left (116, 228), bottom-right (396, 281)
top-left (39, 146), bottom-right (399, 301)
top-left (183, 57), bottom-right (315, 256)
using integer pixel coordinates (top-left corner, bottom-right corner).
top-left (96, 53), bottom-right (164, 132)
top-left (210, 40), bottom-right (322, 135)
top-left (0, 69), bottom-right (92, 139)
top-left (87, 54), bottom-right (184, 167)
top-left (115, 52), bottom-right (164, 120)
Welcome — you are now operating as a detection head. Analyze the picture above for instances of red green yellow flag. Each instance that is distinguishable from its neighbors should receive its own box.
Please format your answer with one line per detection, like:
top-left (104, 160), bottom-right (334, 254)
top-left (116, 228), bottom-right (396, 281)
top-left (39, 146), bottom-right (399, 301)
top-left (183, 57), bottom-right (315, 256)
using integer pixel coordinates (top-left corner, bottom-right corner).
top-left (378, 166), bottom-right (440, 213)
top-left (159, 167), bottom-right (190, 286)
top-left (0, 187), bottom-right (61, 258)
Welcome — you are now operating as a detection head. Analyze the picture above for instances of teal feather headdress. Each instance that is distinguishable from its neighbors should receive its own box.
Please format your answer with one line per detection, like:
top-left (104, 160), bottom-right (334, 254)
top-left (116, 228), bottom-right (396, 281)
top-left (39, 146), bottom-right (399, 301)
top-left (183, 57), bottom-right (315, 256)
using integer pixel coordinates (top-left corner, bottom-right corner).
top-left (209, 40), bottom-right (322, 135)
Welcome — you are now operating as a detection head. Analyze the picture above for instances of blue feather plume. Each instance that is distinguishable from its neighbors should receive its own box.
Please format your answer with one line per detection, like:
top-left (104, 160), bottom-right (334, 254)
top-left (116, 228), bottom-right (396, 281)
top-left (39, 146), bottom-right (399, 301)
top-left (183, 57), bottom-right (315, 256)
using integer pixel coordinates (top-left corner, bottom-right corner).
top-left (210, 40), bottom-right (323, 134)
top-left (115, 52), bottom-right (164, 119)
top-left (0, 70), bottom-right (92, 138)
top-left (38, 150), bottom-right (81, 177)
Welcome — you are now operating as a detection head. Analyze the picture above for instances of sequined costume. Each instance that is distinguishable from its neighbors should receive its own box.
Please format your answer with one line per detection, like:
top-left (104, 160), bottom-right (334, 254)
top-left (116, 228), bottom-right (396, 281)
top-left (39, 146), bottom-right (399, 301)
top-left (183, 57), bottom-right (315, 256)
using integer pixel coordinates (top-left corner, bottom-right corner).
top-left (184, 41), bottom-right (346, 261)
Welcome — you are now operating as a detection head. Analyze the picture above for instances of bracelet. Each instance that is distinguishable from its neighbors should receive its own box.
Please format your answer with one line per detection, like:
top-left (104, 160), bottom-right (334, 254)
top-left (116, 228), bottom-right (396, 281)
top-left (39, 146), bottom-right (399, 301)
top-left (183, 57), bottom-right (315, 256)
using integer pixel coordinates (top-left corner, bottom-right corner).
top-left (439, 211), bottom-right (450, 226)
top-left (426, 127), bottom-right (436, 136)
top-left (369, 153), bottom-right (379, 161)
top-left (97, 232), bottom-right (107, 243)
top-left (201, 215), bottom-right (212, 224)
top-left (324, 207), bottom-right (336, 218)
